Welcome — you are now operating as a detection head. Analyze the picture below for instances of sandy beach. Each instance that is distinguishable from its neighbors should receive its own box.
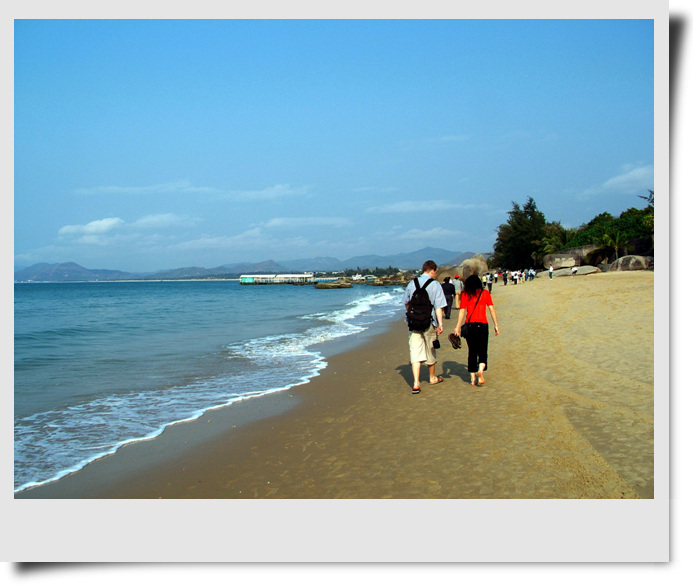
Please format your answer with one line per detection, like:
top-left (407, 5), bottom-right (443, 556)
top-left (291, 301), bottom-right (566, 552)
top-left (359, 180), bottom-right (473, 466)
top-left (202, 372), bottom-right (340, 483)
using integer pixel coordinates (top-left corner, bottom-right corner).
top-left (17, 270), bottom-right (655, 499)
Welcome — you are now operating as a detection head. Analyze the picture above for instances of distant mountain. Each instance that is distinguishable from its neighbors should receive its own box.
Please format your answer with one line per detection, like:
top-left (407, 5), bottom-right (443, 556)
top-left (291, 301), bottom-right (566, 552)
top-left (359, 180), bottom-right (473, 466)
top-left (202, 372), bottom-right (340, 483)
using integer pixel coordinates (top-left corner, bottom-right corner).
top-left (446, 251), bottom-right (483, 266)
top-left (277, 256), bottom-right (343, 272)
top-left (220, 259), bottom-right (290, 275)
top-left (15, 249), bottom-right (483, 282)
top-left (278, 248), bottom-right (471, 272)
top-left (14, 262), bottom-right (136, 282)
top-left (340, 247), bottom-right (473, 271)
top-left (143, 266), bottom-right (219, 280)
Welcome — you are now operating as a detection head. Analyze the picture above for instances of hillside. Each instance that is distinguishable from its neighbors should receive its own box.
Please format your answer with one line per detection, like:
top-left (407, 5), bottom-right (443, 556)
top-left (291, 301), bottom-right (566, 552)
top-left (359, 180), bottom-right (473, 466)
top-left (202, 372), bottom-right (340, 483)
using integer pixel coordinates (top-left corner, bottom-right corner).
top-left (14, 248), bottom-right (481, 282)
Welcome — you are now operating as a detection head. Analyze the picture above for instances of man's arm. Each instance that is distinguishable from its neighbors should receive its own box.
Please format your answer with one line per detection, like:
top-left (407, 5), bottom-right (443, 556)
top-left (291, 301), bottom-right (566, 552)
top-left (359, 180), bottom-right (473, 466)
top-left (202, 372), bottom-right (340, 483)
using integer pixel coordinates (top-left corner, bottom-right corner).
top-left (435, 307), bottom-right (444, 335)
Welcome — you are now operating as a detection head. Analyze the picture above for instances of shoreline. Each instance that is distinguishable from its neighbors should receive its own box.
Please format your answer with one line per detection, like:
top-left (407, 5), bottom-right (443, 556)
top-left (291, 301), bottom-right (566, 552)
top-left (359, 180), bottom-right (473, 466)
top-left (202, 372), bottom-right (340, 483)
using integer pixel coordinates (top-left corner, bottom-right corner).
top-left (16, 271), bottom-right (655, 499)
top-left (14, 312), bottom-right (405, 499)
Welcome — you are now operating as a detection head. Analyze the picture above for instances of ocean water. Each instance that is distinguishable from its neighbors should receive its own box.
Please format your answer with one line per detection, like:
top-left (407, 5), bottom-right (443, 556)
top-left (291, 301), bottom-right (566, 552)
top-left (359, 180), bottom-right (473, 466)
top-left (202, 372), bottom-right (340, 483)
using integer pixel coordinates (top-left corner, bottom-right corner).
top-left (14, 280), bottom-right (403, 492)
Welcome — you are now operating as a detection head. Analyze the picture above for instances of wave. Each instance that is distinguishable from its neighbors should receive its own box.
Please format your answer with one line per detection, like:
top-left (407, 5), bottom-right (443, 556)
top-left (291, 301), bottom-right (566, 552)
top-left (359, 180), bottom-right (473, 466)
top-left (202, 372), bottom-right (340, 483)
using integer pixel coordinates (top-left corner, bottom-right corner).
top-left (14, 287), bottom-right (402, 492)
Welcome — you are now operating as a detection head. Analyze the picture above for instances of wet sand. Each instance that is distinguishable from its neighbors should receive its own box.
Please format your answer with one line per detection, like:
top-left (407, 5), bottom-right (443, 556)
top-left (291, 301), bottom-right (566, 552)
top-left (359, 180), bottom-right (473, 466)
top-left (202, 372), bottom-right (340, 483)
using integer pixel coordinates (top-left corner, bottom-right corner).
top-left (17, 270), bottom-right (655, 499)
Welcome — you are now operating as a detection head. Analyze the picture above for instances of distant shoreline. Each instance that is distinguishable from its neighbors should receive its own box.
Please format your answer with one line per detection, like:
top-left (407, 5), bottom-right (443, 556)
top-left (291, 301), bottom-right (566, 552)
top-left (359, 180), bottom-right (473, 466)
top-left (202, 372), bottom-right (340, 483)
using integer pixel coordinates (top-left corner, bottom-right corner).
top-left (14, 278), bottom-right (243, 284)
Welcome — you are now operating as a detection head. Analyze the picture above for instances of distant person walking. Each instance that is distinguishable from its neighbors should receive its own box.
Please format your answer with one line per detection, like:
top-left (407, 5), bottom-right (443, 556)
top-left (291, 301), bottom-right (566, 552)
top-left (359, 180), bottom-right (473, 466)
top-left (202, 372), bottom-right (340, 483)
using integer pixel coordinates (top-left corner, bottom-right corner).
top-left (453, 274), bottom-right (500, 387)
top-left (452, 274), bottom-right (462, 309)
top-left (441, 276), bottom-right (455, 319)
top-left (549, 265), bottom-right (554, 280)
top-left (402, 260), bottom-right (447, 393)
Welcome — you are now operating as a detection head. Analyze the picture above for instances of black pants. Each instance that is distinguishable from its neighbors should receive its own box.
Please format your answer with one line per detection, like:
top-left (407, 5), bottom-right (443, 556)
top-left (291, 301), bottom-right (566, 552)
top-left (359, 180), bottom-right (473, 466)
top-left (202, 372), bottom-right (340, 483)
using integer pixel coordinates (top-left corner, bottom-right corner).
top-left (444, 295), bottom-right (453, 318)
top-left (465, 322), bottom-right (489, 372)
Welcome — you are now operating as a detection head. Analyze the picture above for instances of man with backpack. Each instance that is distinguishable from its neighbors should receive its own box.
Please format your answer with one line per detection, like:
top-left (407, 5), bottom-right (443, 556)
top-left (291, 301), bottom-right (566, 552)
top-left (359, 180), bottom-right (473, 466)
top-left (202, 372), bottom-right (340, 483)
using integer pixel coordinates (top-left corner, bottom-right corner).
top-left (401, 260), bottom-right (447, 394)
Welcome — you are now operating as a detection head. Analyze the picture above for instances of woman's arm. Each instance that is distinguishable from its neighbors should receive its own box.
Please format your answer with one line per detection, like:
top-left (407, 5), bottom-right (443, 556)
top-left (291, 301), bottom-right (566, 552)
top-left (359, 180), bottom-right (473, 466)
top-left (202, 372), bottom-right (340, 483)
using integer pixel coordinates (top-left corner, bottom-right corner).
top-left (453, 308), bottom-right (467, 336)
top-left (488, 305), bottom-right (500, 335)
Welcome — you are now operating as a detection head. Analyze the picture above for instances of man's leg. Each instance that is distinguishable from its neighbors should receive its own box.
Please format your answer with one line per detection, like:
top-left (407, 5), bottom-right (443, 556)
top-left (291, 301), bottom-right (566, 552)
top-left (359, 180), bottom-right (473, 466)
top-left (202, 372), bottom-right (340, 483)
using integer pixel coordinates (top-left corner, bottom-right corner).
top-left (411, 361), bottom-right (422, 392)
top-left (427, 362), bottom-right (441, 384)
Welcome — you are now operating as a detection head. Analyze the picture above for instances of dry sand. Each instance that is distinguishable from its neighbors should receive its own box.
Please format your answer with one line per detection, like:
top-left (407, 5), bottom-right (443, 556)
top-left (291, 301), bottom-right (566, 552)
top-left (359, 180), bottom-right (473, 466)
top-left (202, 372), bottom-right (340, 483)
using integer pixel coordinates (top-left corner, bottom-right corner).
top-left (17, 270), bottom-right (654, 499)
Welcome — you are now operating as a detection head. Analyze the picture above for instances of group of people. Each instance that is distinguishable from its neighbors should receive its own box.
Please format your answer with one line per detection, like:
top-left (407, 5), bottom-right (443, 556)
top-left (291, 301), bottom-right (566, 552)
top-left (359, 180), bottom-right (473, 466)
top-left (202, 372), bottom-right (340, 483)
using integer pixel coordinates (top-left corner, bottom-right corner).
top-left (501, 268), bottom-right (536, 285)
top-left (402, 260), bottom-right (500, 393)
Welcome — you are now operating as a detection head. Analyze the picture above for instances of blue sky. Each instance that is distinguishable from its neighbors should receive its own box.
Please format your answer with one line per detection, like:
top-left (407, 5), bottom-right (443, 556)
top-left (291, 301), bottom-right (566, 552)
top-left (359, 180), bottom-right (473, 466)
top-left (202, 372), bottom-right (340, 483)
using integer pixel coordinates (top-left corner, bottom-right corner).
top-left (14, 18), bottom-right (654, 273)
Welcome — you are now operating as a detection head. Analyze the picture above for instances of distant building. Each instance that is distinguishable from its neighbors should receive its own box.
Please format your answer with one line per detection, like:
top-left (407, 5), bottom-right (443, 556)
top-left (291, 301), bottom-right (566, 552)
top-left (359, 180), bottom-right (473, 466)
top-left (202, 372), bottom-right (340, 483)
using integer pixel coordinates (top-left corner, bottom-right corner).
top-left (239, 273), bottom-right (315, 285)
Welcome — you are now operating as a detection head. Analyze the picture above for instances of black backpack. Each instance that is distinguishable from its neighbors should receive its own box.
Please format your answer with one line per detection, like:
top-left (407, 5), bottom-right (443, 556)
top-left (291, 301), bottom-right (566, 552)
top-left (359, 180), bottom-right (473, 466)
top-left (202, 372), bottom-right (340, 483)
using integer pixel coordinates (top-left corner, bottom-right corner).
top-left (406, 277), bottom-right (434, 331)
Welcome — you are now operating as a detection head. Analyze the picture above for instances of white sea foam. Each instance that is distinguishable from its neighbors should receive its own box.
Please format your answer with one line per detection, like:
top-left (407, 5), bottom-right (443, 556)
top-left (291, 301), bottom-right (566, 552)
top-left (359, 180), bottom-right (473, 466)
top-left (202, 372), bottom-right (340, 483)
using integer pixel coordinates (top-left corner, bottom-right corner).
top-left (14, 286), bottom-right (403, 492)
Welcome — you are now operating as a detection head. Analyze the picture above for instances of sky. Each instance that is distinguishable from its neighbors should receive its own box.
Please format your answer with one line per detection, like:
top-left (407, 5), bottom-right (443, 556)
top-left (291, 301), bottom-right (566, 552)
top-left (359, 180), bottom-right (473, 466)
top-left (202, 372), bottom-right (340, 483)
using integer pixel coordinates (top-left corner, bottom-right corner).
top-left (14, 18), bottom-right (655, 273)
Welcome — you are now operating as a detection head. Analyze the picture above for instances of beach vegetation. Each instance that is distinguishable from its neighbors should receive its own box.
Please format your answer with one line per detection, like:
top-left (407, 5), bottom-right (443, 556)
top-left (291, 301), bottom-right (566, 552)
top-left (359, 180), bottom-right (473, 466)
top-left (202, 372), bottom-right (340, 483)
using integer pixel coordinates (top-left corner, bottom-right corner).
top-left (490, 191), bottom-right (654, 268)
top-left (490, 197), bottom-right (547, 269)
top-left (540, 222), bottom-right (579, 255)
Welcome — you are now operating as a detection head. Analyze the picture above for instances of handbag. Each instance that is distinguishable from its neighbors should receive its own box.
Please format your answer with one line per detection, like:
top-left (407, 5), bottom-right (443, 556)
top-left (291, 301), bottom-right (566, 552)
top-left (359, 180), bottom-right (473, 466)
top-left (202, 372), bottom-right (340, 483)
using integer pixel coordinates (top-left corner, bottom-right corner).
top-left (459, 291), bottom-right (482, 339)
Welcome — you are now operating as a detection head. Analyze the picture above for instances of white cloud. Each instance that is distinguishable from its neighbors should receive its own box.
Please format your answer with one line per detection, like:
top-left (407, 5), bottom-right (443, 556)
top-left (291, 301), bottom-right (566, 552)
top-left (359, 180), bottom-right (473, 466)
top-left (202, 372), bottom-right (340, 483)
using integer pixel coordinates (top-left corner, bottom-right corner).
top-left (223, 184), bottom-right (312, 201)
top-left (58, 217), bottom-right (125, 236)
top-left (58, 214), bottom-right (201, 239)
top-left (352, 186), bottom-right (399, 193)
top-left (170, 229), bottom-right (266, 251)
top-left (131, 213), bottom-right (202, 229)
top-left (580, 164), bottom-right (654, 199)
top-left (601, 164), bottom-right (654, 193)
top-left (72, 180), bottom-right (312, 203)
top-left (73, 180), bottom-right (220, 196)
top-left (396, 227), bottom-right (462, 241)
top-left (263, 217), bottom-right (352, 229)
top-left (367, 200), bottom-right (469, 214)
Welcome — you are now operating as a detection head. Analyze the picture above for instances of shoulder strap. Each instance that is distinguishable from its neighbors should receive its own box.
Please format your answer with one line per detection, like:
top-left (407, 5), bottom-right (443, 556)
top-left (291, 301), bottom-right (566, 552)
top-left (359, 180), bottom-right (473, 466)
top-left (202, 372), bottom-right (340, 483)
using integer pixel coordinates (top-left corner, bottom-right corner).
top-left (465, 291), bottom-right (483, 324)
top-left (421, 277), bottom-right (433, 290)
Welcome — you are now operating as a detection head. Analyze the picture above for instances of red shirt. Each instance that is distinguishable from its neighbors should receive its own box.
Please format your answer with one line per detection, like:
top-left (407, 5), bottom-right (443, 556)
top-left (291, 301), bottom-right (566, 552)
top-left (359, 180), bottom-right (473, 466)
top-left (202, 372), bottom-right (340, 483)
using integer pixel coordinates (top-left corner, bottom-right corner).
top-left (461, 289), bottom-right (493, 323)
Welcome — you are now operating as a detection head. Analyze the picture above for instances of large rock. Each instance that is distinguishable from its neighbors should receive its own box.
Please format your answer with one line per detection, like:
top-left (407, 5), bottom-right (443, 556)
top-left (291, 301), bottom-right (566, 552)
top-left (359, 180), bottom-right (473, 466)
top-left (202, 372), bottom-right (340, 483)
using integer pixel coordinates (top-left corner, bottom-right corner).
top-left (607, 255), bottom-right (654, 271)
top-left (537, 265), bottom-right (600, 278)
top-left (437, 254), bottom-right (488, 283)
top-left (543, 245), bottom-right (599, 269)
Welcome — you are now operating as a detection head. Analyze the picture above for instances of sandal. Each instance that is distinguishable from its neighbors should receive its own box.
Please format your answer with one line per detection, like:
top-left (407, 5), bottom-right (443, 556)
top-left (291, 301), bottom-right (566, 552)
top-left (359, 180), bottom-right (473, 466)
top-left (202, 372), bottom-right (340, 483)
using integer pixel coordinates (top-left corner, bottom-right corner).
top-left (430, 376), bottom-right (444, 385)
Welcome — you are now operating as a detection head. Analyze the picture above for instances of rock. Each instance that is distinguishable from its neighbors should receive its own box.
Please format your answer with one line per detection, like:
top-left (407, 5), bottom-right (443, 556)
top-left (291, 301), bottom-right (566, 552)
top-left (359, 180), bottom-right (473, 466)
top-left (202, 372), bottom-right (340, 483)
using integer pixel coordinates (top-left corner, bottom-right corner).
top-left (607, 255), bottom-right (654, 271)
top-left (537, 265), bottom-right (600, 278)
top-left (543, 245), bottom-right (599, 269)
top-left (314, 280), bottom-right (353, 289)
top-left (437, 254), bottom-right (488, 283)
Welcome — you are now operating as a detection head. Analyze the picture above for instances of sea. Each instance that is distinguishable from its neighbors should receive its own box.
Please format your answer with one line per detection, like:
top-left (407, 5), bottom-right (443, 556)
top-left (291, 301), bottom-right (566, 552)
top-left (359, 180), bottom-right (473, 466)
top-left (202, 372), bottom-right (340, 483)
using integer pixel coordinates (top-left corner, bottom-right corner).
top-left (14, 280), bottom-right (404, 492)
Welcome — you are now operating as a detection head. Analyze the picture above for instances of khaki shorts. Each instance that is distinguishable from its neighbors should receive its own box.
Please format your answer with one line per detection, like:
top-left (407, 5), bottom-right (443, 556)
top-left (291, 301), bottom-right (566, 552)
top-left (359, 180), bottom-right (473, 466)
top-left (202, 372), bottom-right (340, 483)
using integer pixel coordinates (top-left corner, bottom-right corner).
top-left (409, 326), bottom-right (437, 365)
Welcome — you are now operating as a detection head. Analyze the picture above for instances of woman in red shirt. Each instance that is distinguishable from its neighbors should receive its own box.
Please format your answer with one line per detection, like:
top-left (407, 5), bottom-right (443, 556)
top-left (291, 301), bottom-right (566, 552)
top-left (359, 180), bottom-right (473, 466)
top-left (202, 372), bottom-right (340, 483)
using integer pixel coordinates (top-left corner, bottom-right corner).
top-left (453, 274), bottom-right (500, 386)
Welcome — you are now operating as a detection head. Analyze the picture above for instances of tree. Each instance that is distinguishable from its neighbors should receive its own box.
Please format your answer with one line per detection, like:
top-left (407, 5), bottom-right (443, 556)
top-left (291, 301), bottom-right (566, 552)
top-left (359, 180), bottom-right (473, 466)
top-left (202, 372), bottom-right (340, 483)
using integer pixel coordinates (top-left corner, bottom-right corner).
top-left (492, 197), bottom-right (547, 269)
top-left (590, 229), bottom-right (628, 264)
top-left (638, 189), bottom-right (654, 206)
top-left (638, 189), bottom-right (654, 245)
top-left (541, 221), bottom-right (578, 254)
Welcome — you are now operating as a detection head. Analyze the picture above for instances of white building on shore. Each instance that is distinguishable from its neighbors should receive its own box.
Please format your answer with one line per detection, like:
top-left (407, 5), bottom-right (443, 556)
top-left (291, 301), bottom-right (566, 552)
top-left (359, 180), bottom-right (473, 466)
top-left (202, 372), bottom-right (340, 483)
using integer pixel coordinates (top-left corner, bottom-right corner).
top-left (239, 273), bottom-right (315, 285)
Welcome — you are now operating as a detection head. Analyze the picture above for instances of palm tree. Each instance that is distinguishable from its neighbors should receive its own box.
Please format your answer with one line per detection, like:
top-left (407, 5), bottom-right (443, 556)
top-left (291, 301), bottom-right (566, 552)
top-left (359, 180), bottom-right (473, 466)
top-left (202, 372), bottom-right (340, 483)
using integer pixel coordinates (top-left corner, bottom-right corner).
top-left (638, 189), bottom-right (654, 247)
top-left (541, 224), bottom-right (578, 254)
top-left (594, 229), bottom-right (628, 263)
top-left (607, 230), bottom-right (628, 260)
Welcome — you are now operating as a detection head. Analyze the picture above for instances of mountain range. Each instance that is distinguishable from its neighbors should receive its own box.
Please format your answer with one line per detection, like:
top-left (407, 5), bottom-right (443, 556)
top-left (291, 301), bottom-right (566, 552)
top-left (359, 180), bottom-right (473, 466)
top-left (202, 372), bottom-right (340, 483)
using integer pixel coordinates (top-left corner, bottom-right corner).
top-left (14, 247), bottom-right (481, 282)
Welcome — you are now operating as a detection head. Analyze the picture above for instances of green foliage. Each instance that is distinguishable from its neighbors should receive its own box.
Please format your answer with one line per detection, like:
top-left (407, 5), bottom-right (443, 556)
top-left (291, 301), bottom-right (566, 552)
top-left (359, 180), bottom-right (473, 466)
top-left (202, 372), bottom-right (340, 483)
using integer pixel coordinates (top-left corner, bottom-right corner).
top-left (492, 197), bottom-right (547, 269)
top-left (541, 222), bottom-right (578, 254)
top-left (493, 191), bottom-right (654, 266)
